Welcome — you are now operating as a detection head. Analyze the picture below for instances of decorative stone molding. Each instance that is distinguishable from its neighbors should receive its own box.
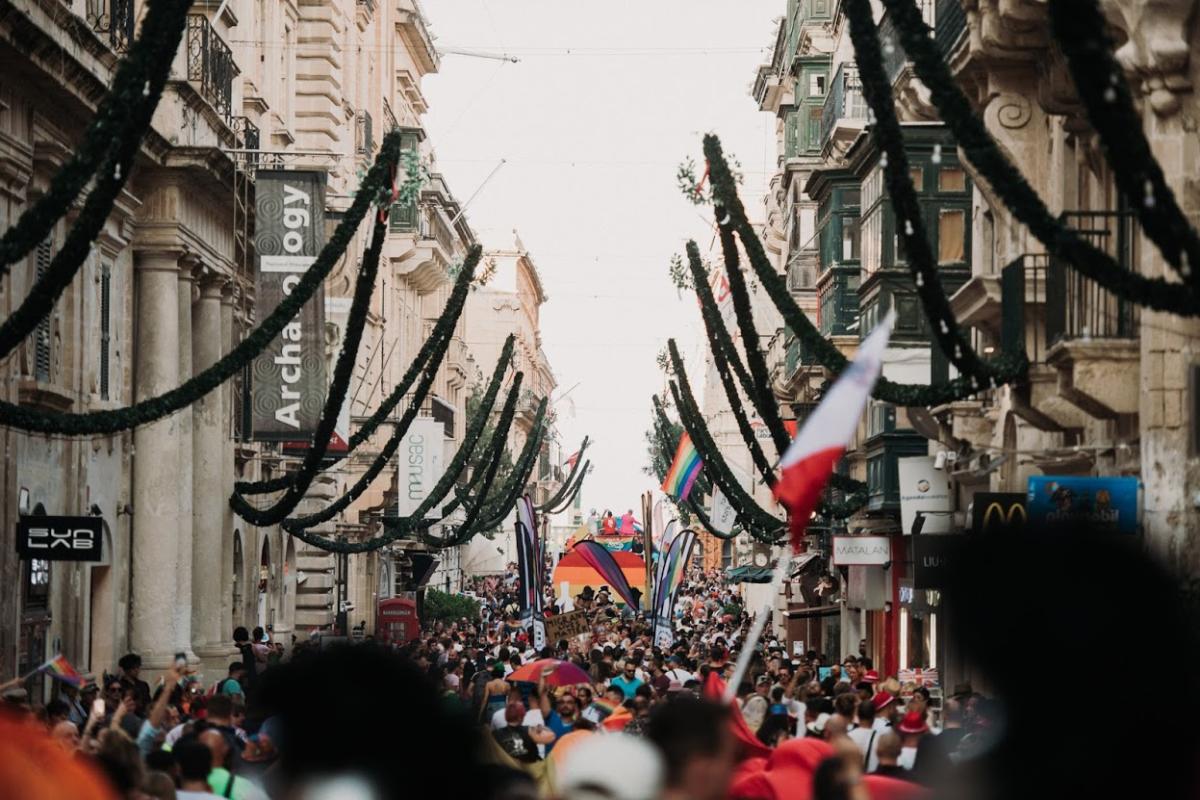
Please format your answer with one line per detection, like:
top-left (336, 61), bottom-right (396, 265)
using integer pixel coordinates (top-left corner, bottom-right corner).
top-left (1101, 0), bottom-right (1197, 116)
top-left (985, 90), bottom-right (1034, 129)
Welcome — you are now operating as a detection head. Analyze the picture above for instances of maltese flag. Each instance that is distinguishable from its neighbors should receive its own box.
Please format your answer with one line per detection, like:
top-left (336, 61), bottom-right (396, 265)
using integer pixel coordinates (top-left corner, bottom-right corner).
top-left (774, 310), bottom-right (894, 547)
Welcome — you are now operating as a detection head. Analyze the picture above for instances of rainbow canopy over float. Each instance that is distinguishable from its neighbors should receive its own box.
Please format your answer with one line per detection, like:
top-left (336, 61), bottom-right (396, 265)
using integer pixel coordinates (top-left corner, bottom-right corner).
top-left (552, 548), bottom-right (646, 607)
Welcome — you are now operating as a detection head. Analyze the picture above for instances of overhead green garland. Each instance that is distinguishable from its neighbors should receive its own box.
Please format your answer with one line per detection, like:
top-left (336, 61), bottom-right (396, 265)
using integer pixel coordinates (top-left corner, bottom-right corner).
top-left (459, 399), bottom-right (549, 537)
top-left (0, 133), bottom-right (406, 434)
top-left (667, 342), bottom-right (786, 537)
top-left (684, 242), bottom-right (778, 488)
top-left (0, 0), bottom-right (196, 357)
top-left (535, 436), bottom-right (590, 512)
top-left (703, 134), bottom-right (1029, 405)
top-left (415, 372), bottom-right (524, 550)
top-left (230, 215), bottom-right (392, 526)
top-left (1047, 0), bottom-right (1200, 288)
top-left (541, 460), bottom-right (590, 515)
top-left (712, 225), bottom-right (792, 458)
top-left (275, 324), bottom-right (456, 531)
top-left (843, 0), bottom-right (1017, 385)
top-left (875, 0), bottom-right (1199, 315)
top-left (0, 0), bottom-right (195, 272)
top-left (235, 250), bottom-right (483, 497)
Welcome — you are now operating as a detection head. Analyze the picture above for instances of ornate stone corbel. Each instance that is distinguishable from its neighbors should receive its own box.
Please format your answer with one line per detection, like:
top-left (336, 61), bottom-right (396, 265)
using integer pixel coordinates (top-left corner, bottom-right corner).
top-left (1101, 0), bottom-right (1197, 116)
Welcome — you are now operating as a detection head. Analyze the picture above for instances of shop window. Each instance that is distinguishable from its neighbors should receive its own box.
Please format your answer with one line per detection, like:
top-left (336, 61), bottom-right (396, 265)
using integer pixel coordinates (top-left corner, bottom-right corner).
top-left (938, 167), bottom-right (966, 193)
top-left (938, 210), bottom-right (966, 263)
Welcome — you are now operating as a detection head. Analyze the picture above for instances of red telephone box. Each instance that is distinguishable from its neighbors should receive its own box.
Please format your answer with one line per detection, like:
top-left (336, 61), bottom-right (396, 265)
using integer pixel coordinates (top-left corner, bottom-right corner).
top-left (377, 595), bottom-right (419, 646)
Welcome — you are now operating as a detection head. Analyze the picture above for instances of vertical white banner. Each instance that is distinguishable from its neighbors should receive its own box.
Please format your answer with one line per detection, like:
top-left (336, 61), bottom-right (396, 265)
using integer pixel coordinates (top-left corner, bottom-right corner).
top-left (397, 418), bottom-right (446, 517)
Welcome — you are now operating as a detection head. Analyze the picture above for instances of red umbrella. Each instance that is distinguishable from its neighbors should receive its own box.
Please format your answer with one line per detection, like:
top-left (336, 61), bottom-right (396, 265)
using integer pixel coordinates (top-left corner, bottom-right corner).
top-left (507, 658), bottom-right (592, 687)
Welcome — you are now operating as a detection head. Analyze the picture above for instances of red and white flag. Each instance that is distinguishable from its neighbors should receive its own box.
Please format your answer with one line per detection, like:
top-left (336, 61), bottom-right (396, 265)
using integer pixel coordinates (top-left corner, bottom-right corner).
top-left (565, 450), bottom-right (581, 471)
top-left (774, 310), bottom-right (894, 547)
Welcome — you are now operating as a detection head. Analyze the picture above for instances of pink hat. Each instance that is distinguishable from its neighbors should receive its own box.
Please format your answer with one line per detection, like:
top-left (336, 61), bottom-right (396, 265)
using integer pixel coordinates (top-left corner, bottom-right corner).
top-left (897, 710), bottom-right (929, 735)
top-left (873, 691), bottom-right (896, 710)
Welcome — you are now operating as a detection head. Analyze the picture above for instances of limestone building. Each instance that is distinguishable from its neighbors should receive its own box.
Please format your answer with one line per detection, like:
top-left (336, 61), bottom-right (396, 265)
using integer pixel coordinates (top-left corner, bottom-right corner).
top-left (0, 0), bottom-right (554, 684)
top-left (749, 0), bottom-right (1200, 681)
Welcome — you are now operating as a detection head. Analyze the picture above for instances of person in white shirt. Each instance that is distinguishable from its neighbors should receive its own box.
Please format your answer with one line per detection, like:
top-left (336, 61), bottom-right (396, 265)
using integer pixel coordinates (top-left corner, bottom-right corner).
top-left (848, 696), bottom-right (883, 772)
top-left (896, 710), bottom-right (930, 770)
top-left (663, 655), bottom-right (695, 687)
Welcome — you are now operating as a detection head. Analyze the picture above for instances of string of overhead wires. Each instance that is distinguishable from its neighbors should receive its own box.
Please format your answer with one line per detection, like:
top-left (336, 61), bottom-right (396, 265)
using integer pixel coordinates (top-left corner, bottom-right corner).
top-left (227, 38), bottom-right (771, 57)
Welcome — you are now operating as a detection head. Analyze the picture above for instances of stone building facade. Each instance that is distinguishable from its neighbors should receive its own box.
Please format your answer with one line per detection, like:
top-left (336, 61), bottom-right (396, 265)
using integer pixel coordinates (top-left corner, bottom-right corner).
top-left (0, 0), bottom-right (555, 683)
top-left (750, 0), bottom-right (1200, 679)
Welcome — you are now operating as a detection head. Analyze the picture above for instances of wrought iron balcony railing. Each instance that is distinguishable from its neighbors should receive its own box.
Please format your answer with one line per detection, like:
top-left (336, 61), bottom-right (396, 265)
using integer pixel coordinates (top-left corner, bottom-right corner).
top-left (87, 0), bottom-right (134, 53)
top-left (230, 116), bottom-right (260, 165)
top-left (820, 63), bottom-right (868, 148)
top-left (1001, 210), bottom-right (1139, 363)
top-left (186, 14), bottom-right (237, 122)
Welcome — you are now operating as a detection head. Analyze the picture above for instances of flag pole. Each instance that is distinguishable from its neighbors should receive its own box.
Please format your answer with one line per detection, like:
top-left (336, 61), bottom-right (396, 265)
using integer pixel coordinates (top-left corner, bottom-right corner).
top-left (724, 549), bottom-right (791, 703)
top-left (642, 491), bottom-right (653, 613)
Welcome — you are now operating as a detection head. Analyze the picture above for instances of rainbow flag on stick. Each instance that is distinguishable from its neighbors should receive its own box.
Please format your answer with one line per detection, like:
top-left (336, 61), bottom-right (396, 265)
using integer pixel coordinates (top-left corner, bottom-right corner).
top-left (40, 654), bottom-right (83, 687)
top-left (661, 433), bottom-right (703, 502)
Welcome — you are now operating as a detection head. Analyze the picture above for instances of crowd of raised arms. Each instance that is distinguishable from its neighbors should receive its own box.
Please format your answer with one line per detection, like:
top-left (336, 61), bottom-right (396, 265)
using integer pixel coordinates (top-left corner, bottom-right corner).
top-left (0, 559), bottom-right (999, 800)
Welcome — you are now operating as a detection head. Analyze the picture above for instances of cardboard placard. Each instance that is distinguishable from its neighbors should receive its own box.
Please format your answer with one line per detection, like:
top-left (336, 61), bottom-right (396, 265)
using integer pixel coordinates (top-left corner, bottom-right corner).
top-left (545, 610), bottom-right (589, 642)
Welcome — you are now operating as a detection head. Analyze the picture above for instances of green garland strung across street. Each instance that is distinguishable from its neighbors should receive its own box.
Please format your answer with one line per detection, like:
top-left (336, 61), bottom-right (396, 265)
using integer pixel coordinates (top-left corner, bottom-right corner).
top-left (235, 251), bottom-right (484, 497)
top-left (283, 357), bottom-right (523, 554)
top-left (535, 436), bottom-right (590, 512)
top-left (703, 134), bottom-right (1029, 406)
top-left (1047, 0), bottom-right (1200, 288)
top-left (276, 324), bottom-right (456, 531)
top-left (230, 215), bottom-right (392, 526)
top-left (540, 460), bottom-right (590, 516)
top-left (842, 0), bottom-right (1014, 385)
top-left (458, 399), bottom-right (549, 539)
top-left (0, 133), bottom-right (405, 434)
top-left (668, 342), bottom-right (787, 537)
top-left (712, 225), bottom-right (792, 458)
top-left (415, 372), bottom-right (523, 550)
top-left (874, 0), bottom-right (1199, 315)
top-left (0, 0), bottom-right (195, 272)
top-left (685, 243), bottom-right (778, 488)
top-left (0, 0), bottom-right (196, 357)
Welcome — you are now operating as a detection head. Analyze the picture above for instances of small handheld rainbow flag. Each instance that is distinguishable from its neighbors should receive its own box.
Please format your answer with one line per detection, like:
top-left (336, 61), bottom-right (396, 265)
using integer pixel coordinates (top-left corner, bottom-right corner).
top-left (661, 433), bottom-right (703, 502)
top-left (40, 653), bottom-right (83, 687)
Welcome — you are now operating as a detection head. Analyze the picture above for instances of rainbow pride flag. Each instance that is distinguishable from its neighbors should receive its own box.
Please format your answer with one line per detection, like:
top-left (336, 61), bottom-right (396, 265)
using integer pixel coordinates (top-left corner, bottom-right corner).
top-left (661, 433), bottom-right (703, 502)
top-left (40, 653), bottom-right (83, 687)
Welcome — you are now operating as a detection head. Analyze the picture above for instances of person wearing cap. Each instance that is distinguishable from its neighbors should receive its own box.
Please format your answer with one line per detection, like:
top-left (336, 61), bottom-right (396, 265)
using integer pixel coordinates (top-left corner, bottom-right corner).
top-left (558, 731), bottom-right (664, 800)
top-left (896, 710), bottom-right (930, 771)
top-left (872, 690), bottom-right (900, 731)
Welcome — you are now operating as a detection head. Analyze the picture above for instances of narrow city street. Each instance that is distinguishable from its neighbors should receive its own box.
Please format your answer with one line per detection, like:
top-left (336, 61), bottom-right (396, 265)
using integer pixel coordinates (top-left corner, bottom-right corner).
top-left (1, 0), bottom-right (1199, 798)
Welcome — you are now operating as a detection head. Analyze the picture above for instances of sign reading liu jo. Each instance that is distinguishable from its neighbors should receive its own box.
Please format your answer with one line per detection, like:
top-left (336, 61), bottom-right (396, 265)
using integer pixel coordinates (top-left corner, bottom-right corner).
top-left (832, 535), bottom-right (891, 566)
top-left (251, 170), bottom-right (327, 440)
top-left (16, 517), bottom-right (103, 562)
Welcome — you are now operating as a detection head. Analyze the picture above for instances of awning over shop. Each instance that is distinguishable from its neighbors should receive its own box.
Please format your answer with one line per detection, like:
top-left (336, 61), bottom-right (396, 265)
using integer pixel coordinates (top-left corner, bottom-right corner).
top-left (724, 565), bottom-right (775, 584)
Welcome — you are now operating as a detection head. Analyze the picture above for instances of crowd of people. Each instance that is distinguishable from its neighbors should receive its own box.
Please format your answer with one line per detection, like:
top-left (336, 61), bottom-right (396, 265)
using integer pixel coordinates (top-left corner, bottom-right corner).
top-left (2, 562), bottom-right (1000, 800)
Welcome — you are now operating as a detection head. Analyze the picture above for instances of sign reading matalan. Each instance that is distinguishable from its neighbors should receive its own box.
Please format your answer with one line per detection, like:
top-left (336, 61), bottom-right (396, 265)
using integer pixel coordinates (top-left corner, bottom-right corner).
top-left (832, 535), bottom-right (891, 566)
top-left (252, 170), bottom-right (327, 440)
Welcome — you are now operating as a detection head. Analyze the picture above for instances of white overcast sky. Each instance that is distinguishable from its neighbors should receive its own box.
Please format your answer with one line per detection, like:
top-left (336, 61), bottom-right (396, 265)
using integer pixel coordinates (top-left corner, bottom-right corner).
top-left (422, 0), bottom-right (780, 518)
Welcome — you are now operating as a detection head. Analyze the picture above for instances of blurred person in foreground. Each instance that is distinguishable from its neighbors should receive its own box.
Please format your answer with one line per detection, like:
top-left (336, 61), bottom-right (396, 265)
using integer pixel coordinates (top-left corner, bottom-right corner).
top-left (646, 697), bottom-right (737, 800)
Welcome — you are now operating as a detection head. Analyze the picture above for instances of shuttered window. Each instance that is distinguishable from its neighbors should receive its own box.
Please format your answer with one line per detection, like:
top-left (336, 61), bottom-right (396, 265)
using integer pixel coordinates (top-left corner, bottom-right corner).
top-left (34, 238), bottom-right (52, 382)
top-left (99, 264), bottom-right (111, 399)
top-left (388, 129), bottom-right (422, 233)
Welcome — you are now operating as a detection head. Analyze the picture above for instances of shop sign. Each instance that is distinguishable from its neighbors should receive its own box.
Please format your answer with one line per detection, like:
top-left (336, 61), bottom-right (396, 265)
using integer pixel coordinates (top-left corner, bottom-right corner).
top-left (16, 516), bottom-right (103, 561)
top-left (898, 456), bottom-right (953, 534)
top-left (972, 492), bottom-right (1027, 534)
top-left (397, 418), bottom-right (447, 517)
top-left (912, 534), bottom-right (964, 590)
top-left (832, 535), bottom-right (891, 566)
top-left (1026, 476), bottom-right (1139, 535)
top-left (251, 170), bottom-right (327, 440)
